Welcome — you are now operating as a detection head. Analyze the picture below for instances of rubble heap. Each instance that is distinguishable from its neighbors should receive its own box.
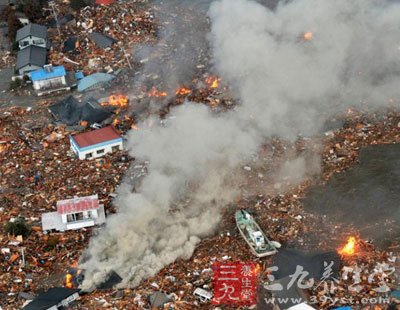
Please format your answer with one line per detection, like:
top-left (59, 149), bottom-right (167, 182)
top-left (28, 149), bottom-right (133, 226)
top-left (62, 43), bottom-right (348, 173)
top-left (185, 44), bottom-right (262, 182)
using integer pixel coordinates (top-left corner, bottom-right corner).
top-left (47, 0), bottom-right (156, 75)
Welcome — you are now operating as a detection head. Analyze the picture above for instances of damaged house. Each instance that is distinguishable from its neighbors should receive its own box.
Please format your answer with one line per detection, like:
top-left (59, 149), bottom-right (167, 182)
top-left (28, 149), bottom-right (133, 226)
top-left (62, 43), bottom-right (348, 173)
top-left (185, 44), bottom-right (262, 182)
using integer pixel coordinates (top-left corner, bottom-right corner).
top-left (41, 194), bottom-right (106, 232)
top-left (69, 125), bottom-right (123, 160)
top-left (49, 95), bottom-right (113, 126)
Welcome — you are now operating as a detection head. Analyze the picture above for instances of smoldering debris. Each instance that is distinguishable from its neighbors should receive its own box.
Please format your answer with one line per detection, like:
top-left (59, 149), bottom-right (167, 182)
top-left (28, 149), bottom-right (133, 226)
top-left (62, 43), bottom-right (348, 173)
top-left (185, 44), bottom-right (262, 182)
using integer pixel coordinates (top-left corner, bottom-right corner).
top-left (80, 0), bottom-right (400, 290)
top-left (209, 0), bottom-right (400, 138)
top-left (79, 105), bottom-right (261, 290)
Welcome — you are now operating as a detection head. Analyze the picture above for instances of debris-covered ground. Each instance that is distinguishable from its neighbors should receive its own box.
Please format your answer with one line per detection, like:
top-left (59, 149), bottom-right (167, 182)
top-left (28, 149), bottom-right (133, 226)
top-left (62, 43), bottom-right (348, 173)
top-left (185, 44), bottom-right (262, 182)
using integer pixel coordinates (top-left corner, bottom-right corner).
top-left (46, 0), bottom-right (156, 75)
top-left (0, 0), bottom-right (399, 309)
top-left (0, 104), bottom-right (399, 309)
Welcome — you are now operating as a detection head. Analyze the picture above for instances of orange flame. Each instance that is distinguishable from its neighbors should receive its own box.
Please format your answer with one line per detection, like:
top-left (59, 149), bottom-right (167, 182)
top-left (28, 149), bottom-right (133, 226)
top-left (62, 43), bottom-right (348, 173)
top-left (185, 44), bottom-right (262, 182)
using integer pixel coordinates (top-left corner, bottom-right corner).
top-left (101, 94), bottom-right (129, 108)
top-left (113, 118), bottom-right (120, 126)
top-left (206, 76), bottom-right (221, 89)
top-left (0, 144), bottom-right (5, 153)
top-left (148, 87), bottom-right (168, 98)
top-left (175, 87), bottom-right (191, 96)
top-left (303, 32), bottom-right (313, 41)
top-left (338, 236), bottom-right (356, 256)
top-left (65, 273), bottom-right (74, 288)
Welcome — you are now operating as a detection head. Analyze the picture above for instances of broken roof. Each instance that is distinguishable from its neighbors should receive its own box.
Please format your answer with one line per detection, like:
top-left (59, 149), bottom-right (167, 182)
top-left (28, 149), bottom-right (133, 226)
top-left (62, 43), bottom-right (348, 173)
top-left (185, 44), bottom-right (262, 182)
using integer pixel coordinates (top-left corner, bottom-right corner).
top-left (49, 96), bottom-right (113, 125)
top-left (89, 32), bottom-right (116, 48)
top-left (22, 287), bottom-right (80, 310)
top-left (63, 36), bottom-right (78, 53)
top-left (273, 249), bottom-right (341, 281)
top-left (71, 125), bottom-right (121, 149)
top-left (16, 46), bottom-right (47, 70)
top-left (57, 194), bottom-right (99, 215)
top-left (16, 23), bottom-right (48, 42)
top-left (149, 292), bottom-right (172, 308)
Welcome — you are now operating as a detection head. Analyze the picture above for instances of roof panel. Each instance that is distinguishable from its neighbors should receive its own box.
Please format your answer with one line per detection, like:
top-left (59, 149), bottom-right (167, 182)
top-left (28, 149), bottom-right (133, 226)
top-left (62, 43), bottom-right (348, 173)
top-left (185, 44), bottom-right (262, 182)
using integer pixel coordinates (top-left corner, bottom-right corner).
top-left (57, 194), bottom-right (99, 215)
top-left (89, 32), bottom-right (116, 48)
top-left (30, 65), bottom-right (66, 81)
top-left (23, 288), bottom-right (80, 310)
top-left (77, 72), bottom-right (115, 92)
top-left (16, 46), bottom-right (47, 70)
top-left (16, 23), bottom-right (48, 42)
top-left (71, 125), bottom-right (121, 148)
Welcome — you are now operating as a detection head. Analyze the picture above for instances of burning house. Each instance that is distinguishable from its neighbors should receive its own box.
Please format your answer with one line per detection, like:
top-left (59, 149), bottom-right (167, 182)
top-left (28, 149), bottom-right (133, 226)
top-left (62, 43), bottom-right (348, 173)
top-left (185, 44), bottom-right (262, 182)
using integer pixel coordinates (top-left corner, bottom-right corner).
top-left (69, 125), bottom-right (123, 160)
top-left (41, 194), bottom-right (106, 232)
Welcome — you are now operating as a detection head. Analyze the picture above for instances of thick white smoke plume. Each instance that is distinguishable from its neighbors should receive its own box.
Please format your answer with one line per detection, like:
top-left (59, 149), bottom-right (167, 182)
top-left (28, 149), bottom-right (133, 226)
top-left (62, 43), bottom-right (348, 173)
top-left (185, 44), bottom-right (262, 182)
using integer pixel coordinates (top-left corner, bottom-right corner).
top-left (80, 0), bottom-right (400, 289)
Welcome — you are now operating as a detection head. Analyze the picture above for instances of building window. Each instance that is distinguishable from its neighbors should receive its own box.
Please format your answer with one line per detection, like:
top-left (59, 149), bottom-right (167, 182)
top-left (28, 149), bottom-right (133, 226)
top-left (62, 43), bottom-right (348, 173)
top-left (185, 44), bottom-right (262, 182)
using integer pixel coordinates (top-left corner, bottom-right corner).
top-left (86, 210), bottom-right (94, 219)
top-left (97, 149), bottom-right (105, 154)
top-left (112, 145), bottom-right (120, 152)
top-left (33, 39), bottom-right (45, 45)
top-left (85, 153), bottom-right (93, 159)
top-left (66, 213), bottom-right (84, 223)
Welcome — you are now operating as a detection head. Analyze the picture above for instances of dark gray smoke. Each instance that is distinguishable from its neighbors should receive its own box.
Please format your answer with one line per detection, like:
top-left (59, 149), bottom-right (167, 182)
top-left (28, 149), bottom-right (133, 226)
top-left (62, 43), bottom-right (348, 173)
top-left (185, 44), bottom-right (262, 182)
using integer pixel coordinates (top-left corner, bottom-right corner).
top-left (80, 0), bottom-right (400, 289)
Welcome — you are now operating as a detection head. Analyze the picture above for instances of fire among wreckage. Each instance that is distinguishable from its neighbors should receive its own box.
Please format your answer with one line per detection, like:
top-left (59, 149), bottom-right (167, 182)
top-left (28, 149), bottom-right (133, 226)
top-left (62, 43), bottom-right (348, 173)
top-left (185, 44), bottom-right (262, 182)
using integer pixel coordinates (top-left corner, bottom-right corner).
top-left (2, 0), bottom-right (400, 308)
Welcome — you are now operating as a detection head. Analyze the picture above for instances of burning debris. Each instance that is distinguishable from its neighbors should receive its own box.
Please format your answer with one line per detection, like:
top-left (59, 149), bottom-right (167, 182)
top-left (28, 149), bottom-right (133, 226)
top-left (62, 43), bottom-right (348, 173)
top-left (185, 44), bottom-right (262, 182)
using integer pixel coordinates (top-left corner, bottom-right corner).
top-left (148, 87), bottom-right (168, 98)
top-left (78, 0), bottom-right (400, 296)
top-left (65, 268), bottom-right (83, 289)
top-left (338, 236), bottom-right (357, 257)
top-left (205, 76), bottom-right (221, 89)
top-left (175, 87), bottom-right (192, 96)
top-left (101, 94), bottom-right (129, 109)
top-left (302, 31), bottom-right (313, 41)
top-left (1, 0), bottom-right (400, 308)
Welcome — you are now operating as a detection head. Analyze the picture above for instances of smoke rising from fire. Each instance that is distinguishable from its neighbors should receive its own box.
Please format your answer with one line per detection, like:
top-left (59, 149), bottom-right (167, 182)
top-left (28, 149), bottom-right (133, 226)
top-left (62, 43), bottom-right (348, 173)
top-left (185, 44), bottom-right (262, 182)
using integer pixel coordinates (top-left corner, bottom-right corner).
top-left (80, 0), bottom-right (400, 289)
top-left (209, 0), bottom-right (400, 138)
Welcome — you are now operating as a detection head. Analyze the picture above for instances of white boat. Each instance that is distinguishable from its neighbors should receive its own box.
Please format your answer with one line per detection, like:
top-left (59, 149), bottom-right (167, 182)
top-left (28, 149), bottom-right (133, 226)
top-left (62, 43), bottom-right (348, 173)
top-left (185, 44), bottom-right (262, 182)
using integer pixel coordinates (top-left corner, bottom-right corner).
top-left (235, 209), bottom-right (278, 257)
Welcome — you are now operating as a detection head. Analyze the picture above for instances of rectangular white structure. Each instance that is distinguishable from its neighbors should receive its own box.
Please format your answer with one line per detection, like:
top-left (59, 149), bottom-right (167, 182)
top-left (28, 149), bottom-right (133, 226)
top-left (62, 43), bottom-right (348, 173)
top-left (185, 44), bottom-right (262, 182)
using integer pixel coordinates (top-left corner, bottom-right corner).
top-left (69, 126), bottom-right (123, 160)
top-left (41, 195), bottom-right (106, 232)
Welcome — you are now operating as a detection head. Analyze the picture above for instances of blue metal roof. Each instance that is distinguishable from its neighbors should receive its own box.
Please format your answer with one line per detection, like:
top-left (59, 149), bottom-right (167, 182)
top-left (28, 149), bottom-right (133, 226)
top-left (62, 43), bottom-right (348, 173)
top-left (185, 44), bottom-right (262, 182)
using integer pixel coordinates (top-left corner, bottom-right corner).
top-left (75, 71), bottom-right (84, 80)
top-left (77, 72), bottom-right (115, 92)
top-left (30, 66), bottom-right (66, 81)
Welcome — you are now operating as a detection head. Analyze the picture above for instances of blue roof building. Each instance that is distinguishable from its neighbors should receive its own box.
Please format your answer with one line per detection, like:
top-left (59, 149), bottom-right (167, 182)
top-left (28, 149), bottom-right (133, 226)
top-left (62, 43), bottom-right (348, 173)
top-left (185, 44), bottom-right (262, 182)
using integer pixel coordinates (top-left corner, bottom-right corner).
top-left (30, 65), bottom-right (66, 81)
top-left (29, 65), bottom-right (73, 96)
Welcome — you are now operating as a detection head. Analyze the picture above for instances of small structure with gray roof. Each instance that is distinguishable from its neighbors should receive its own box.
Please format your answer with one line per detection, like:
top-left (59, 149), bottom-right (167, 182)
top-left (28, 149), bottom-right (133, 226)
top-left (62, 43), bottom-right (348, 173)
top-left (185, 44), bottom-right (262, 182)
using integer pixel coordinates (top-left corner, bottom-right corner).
top-left (16, 45), bottom-right (47, 75)
top-left (16, 23), bottom-right (48, 50)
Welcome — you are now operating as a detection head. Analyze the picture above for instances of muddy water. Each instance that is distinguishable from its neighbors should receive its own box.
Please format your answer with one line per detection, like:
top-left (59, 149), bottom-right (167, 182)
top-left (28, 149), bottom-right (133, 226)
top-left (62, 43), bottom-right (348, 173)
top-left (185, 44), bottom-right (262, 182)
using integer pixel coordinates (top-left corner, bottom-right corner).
top-left (304, 143), bottom-right (400, 249)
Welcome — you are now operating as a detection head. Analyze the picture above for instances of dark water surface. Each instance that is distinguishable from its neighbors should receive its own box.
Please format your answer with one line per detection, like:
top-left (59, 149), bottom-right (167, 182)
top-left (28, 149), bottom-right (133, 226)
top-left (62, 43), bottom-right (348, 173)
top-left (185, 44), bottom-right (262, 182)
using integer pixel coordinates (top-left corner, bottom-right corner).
top-left (304, 143), bottom-right (400, 249)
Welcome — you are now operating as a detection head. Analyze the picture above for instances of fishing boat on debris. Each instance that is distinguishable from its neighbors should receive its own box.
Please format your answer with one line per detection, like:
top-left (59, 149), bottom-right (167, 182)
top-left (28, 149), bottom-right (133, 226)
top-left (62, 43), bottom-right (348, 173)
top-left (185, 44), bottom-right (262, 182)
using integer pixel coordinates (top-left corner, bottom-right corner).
top-left (235, 209), bottom-right (278, 257)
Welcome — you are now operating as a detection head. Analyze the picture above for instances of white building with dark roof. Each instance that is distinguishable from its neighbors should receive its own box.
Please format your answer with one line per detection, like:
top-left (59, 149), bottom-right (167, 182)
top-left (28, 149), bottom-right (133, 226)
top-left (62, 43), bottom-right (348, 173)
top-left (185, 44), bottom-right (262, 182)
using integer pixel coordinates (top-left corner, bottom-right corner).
top-left (16, 23), bottom-right (48, 50)
top-left (16, 45), bottom-right (47, 75)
